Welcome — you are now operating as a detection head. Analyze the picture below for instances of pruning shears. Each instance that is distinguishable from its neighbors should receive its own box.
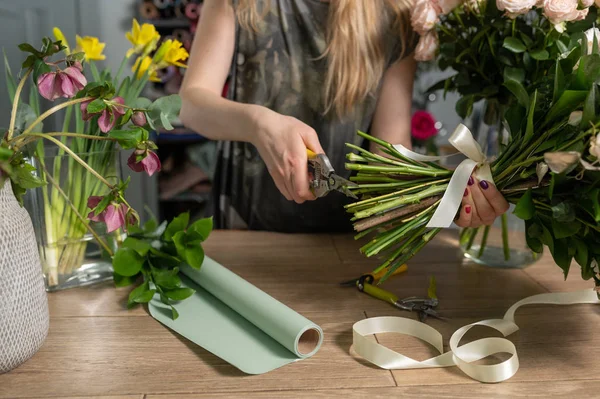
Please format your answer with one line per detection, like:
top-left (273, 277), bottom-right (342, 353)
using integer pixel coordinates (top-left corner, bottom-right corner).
top-left (307, 149), bottom-right (358, 199)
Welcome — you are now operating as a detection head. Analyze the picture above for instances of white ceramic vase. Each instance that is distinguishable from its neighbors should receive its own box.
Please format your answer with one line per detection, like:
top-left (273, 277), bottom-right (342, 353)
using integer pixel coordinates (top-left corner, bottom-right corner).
top-left (0, 181), bottom-right (49, 373)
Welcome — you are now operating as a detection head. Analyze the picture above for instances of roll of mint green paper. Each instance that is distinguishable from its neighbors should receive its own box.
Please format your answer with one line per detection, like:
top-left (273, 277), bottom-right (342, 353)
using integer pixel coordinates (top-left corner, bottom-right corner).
top-left (148, 256), bottom-right (323, 374)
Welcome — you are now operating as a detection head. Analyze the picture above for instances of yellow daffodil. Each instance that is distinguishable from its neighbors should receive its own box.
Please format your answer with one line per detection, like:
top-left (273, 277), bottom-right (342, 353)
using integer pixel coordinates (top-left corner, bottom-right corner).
top-left (126, 19), bottom-right (160, 58)
top-left (75, 35), bottom-right (106, 61)
top-left (53, 27), bottom-right (70, 55)
top-left (153, 39), bottom-right (189, 69)
top-left (132, 56), bottom-right (160, 82)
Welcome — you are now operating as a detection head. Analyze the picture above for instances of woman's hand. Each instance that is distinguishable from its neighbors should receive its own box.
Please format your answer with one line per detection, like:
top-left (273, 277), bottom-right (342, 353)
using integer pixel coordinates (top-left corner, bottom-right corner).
top-left (455, 176), bottom-right (509, 228)
top-left (250, 109), bottom-right (324, 204)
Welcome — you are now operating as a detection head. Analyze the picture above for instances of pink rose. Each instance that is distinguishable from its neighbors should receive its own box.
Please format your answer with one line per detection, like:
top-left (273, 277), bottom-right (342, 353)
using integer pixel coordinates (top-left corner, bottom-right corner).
top-left (411, 110), bottom-right (438, 140)
top-left (496, 0), bottom-right (537, 17)
top-left (127, 149), bottom-right (161, 177)
top-left (543, 0), bottom-right (580, 24)
top-left (433, 0), bottom-right (462, 14)
top-left (414, 31), bottom-right (439, 61)
top-left (411, 0), bottom-right (440, 35)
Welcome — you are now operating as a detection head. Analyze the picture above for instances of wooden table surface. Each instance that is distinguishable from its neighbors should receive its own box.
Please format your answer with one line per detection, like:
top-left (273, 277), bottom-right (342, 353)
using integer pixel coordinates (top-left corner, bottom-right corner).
top-left (1, 230), bottom-right (598, 399)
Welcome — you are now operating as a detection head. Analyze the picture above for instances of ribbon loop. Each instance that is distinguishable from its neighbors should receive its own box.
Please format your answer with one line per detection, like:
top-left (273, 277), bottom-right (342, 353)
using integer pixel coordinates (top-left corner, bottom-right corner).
top-left (351, 289), bottom-right (600, 383)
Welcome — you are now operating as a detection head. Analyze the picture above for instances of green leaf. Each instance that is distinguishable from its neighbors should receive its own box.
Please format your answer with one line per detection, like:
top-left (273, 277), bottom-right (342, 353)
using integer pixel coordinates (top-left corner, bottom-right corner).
top-left (32, 58), bottom-right (51, 86)
top-left (513, 189), bottom-right (535, 220)
top-left (504, 79), bottom-right (529, 111)
top-left (11, 159), bottom-right (45, 189)
top-left (525, 220), bottom-right (544, 253)
top-left (151, 266), bottom-right (181, 290)
top-left (122, 237), bottom-right (152, 256)
top-left (127, 282), bottom-right (156, 307)
top-left (0, 147), bottom-right (13, 161)
top-left (582, 54), bottom-right (600, 84)
top-left (503, 67), bottom-right (525, 83)
top-left (455, 95), bottom-right (474, 119)
top-left (553, 61), bottom-right (565, 103)
top-left (114, 273), bottom-right (138, 287)
top-left (505, 104), bottom-right (526, 137)
top-left (530, 49), bottom-right (549, 61)
top-left (108, 128), bottom-right (146, 150)
top-left (3, 50), bottom-right (16, 103)
top-left (164, 287), bottom-right (195, 301)
top-left (143, 218), bottom-right (158, 233)
top-left (86, 98), bottom-right (107, 114)
top-left (189, 217), bottom-right (213, 241)
top-left (113, 247), bottom-right (144, 277)
top-left (582, 86), bottom-right (597, 128)
top-left (148, 95), bottom-right (181, 130)
top-left (572, 239), bottom-right (589, 267)
top-left (185, 245), bottom-right (205, 269)
top-left (503, 37), bottom-right (527, 53)
top-left (552, 219), bottom-right (581, 239)
top-left (545, 90), bottom-right (588, 124)
top-left (93, 194), bottom-right (112, 216)
top-left (170, 305), bottom-right (179, 320)
top-left (524, 90), bottom-right (537, 142)
top-left (149, 248), bottom-right (182, 268)
top-left (551, 201), bottom-right (575, 222)
top-left (164, 212), bottom-right (190, 241)
top-left (134, 97), bottom-right (153, 109)
top-left (552, 238), bottom-right (572, 278)
top-left (18, 42), bottom-right (41, 55)
top-left (581, 189), bottom-right (600, 222)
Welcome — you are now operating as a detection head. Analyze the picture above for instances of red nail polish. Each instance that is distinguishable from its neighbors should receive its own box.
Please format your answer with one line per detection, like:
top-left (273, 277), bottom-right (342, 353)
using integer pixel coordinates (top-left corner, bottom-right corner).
top-left (465, 206), bottom-right (471, 214)
top-left (468, 176), bottom-right (474, 186)
top-left (464, 188), bottom-right (468, 197)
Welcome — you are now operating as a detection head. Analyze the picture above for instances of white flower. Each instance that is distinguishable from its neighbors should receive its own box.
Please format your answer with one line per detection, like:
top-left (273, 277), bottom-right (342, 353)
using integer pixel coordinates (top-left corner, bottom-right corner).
top-left (414, 31), bottom-right (439, 61)
top-left (580, 0), bottom-right (594, 7)
top-left (497, 0), bottom-right (537, 17)
top-left (585, 28), bottom-right (600, 55)
top-left (590, 135), bottom-right (600, 160)
top-left (411, 0), bottom-right (440, 35)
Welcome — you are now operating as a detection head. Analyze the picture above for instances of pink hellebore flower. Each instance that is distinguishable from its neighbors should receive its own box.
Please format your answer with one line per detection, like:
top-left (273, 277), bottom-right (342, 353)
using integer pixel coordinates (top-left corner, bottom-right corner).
top-left (127, 149), bottom-right (161, 177)
top-left (87, 195), bottom-right (129, 233)
top-left (37, 66), bottom-right (87, 101)
top-left (80, 97), bottom-right (126, 133)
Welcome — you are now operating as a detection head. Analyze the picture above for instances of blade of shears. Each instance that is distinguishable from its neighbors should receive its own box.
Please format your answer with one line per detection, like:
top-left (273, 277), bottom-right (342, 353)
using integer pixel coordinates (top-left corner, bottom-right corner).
top-left (306, 149), bottom-right (358, 199)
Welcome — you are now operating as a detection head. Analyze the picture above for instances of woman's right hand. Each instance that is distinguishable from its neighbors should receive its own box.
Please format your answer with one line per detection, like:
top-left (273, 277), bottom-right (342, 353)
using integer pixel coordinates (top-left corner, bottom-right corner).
top-left (250, 109), bottom-right (324, 204)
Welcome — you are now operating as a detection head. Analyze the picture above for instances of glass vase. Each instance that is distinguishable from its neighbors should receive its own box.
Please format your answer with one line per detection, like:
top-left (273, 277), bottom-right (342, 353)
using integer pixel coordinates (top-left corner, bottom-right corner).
top-left (24, 147), bottom-right (122, 291)
top-left (459, 205), bottom-right (541, 268)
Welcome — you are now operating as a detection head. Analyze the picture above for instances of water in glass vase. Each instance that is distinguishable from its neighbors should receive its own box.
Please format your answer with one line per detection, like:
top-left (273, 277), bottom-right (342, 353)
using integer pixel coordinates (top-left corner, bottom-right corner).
top-left (24, 147), bottom-right (122, 291)
top-left (460, 205), bottom-right (541, 269)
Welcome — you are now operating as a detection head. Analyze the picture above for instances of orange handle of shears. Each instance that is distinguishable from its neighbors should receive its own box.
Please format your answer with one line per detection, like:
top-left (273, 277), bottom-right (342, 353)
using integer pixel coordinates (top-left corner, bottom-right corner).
top-left (306, 148), bottom-right (318, 160)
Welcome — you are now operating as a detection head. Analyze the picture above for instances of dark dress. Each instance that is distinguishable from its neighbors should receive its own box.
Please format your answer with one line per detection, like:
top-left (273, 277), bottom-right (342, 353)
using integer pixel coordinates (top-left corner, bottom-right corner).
top-left (211, 0), bottom-right (412, 233)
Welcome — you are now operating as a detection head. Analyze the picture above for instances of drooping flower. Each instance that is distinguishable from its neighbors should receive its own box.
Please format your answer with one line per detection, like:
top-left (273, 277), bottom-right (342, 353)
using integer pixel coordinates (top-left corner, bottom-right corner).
top-left (585, 28), bottom-right (600, 55)
top-left (80, 97), bottom-right (127, 133)
top-left (125, 19), bottom-right (160, 58)
top-left (87, 196), bottom-right (129, 233)
top-left (411, 110), bottom-right (438, 140)
top-left (496, 0), bottom-right (537, 17)
top-left (131, 111), bottom-right (147, 127)
top-left (132, 55), bottom-right (160, 82)
top-left (411, 0), bottom-right (440, 35)
top-left (414, 31), bottom-right (439, 61)
top-left (75, 35), bottom-right (106, 61)
top-left (153, 39), bottom-right (189, 69)
top-left (52, 27), bottom-right (70, 55)
top-left (127, 149), bottom-right (161, 176)
top-left (37, 66), bottom-right (87, 101)
top-left (543, 0), bottom-right (582, 24)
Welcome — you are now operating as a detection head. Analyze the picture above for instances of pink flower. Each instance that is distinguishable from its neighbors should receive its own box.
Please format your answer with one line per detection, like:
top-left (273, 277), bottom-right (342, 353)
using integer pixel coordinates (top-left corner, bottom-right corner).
top-left (127, 149), bottom-right (161, 176)
top-left (81, 97), bottom-right (126, 133)
top-left (433, 0), bottom-right (462, 14)
top-left (37, 66), bottom-right (87, 101)
top-left (496, 0), bottom-right (537, 17)
top-left (87, 195), bottom-right (129, 233)
top-left (411, 110), bottom-right (438, 140)
top-left (411, 0), bottom-right (440, 35)
top-left (131, 111), bottom-right (147, 127)
top-left (543, 0), bottom-right (581, 24)
top-left (580, 0), bottom-right (594, 6)
top-left (414, 31), bottom-right (439, 61)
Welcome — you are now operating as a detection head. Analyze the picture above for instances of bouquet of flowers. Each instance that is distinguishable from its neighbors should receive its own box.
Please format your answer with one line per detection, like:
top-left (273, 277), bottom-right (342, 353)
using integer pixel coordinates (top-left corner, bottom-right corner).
top-left (344, 0), bottom-right (600, 288)
top-left (1, 20), bottom-right (211, 315)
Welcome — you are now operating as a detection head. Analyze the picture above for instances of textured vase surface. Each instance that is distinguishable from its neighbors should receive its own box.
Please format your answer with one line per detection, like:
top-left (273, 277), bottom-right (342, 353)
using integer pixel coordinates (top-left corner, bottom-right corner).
top-left (0, 181), bottom-right (49, 373)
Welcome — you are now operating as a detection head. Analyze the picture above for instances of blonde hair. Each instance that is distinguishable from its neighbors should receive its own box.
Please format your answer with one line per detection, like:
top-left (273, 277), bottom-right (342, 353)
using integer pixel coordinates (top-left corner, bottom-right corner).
top-left (236, 0), bottom-right (414, 118)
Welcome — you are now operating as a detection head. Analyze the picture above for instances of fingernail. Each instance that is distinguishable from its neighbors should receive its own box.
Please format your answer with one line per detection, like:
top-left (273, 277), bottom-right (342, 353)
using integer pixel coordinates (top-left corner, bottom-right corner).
top-left (465, 206), bottom-right (471, 214)
top-left (464, 188), bottom-right (468, 197)
top-left (480, 180), bottom-right (489, 190)
top-left (468, 176), bottom-right (474, 186)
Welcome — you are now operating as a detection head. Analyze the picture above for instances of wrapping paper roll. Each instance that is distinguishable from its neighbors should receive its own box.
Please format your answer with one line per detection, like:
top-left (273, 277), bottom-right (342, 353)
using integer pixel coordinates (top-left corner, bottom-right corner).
top-left (153, 0), bottom-right (171, 9)
top-left (185, 3), bottom-right (200, 20)
top-left (148, 256), bottom-right (324, 374)
top-left (139, 2), bottom-right (160, 19)
top-left (173, 29), bottom-right (192, 49)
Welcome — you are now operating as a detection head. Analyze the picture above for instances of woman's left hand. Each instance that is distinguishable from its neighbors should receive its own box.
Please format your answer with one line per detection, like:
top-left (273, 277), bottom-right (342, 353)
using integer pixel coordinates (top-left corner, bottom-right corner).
top-left (455, 176), bottom-right (509, 228)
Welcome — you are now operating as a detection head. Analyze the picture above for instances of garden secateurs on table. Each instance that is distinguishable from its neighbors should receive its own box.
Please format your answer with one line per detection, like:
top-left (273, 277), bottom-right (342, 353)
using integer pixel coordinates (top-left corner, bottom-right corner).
top-left (307, 149), bottom-right (357, 199)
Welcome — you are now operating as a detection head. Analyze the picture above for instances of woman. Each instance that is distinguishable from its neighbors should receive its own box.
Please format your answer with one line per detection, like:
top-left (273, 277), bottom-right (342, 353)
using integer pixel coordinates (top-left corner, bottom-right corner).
top-left (179, 0), bottom-right (508, 233)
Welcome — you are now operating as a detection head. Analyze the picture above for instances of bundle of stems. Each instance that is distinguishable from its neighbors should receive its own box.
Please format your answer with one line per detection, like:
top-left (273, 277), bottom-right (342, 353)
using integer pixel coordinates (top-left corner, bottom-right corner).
top-left (345, 121), bottom-right (600, 284)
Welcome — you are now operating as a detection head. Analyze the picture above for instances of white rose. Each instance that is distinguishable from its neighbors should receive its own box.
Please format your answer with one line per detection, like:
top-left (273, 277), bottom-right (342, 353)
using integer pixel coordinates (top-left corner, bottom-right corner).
top-left (411, 0), bottom-right (440, 35)
top-left (434, 0), bottom-right (462, 14)
top-left (585, 28), bottom-right (600, 55)
top-left (543, 0), bottom-right (580, 24)
top-left (497, 0), bottom-right (537, 17)
top-left (414, 31), bottom-right (439, 61)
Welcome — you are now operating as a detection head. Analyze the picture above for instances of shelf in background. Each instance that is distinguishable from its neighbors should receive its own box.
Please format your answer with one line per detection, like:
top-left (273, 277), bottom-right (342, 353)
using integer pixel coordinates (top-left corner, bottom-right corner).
top-left (140, 18), bottom-right (190, 28)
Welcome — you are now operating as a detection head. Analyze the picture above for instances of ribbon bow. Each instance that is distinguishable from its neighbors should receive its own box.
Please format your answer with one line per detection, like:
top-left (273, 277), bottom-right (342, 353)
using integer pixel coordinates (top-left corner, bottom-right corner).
top-left (393, 124), bottom-right (494, 228)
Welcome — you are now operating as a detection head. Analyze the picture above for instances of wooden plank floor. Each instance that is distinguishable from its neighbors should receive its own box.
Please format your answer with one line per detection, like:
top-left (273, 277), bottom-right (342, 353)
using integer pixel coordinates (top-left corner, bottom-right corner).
top-left (0, 230), bottom-right (598, 398)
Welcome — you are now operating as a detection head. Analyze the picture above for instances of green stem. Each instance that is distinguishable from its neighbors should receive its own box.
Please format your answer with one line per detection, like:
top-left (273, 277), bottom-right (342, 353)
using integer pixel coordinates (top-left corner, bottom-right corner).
top-left (114, 56), bottom-right (129, 84)
top-left (501, 214), bottom-right (510, 261)
top-left (353, 185), bottom-right (447, 219)
top-left (345, 163), bottom-right (451, 177)
top-left (6, 69), bottom-right (32, 141)
top-left (90, 62), bottom-right (101, 82)
top-left (19, 97), bottom-right (92, 138)
top-left (478, 226), bottom-right (490, 258)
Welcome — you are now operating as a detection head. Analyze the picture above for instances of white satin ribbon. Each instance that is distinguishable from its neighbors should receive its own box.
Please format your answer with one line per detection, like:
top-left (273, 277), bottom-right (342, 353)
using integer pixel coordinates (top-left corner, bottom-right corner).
top-left (352, 289), bottom-right (600, 383)
top-left (393, 124), bottom-right (494, 228)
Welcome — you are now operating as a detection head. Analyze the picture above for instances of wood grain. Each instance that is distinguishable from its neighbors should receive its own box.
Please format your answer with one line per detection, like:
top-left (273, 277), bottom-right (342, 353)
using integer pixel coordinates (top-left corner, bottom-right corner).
top-left (0, 230), bottom-right (597, 398)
